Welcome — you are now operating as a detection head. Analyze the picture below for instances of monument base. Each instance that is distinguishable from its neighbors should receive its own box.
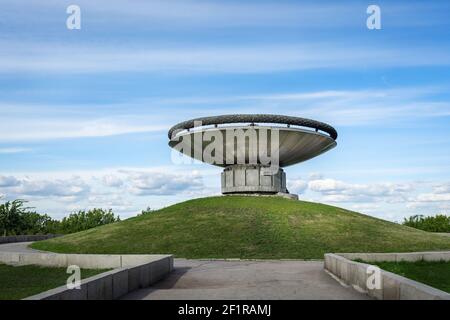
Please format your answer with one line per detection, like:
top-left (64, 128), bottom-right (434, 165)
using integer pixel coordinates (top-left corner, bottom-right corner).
top-left (276, 192), bottom-right (299, 200)
top-left (221, 165), bottom-right (292, 195)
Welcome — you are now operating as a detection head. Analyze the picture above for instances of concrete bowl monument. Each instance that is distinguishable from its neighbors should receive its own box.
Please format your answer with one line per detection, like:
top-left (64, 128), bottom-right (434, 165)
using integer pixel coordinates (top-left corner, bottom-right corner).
top-left (168, 114), bottom-right (337, 199)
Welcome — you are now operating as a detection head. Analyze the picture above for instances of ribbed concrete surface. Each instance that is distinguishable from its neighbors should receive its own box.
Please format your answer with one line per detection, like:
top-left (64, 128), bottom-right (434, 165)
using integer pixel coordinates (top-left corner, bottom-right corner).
top-left (123, 259), bottom-right (371, 300)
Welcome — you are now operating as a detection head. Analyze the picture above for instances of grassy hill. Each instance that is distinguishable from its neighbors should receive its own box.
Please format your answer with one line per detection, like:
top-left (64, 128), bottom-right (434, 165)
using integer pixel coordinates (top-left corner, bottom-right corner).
top-left (31, 196), bottom-right (450, 259)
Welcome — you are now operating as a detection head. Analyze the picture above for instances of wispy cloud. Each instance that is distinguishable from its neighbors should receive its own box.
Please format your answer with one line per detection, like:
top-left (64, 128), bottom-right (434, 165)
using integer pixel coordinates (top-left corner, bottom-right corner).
top-left (124, 86), bottom-right (450, 127)
top-left (0, 113), bottom-right (167, 142)
top-left (4, 0), bottom-right (449, 30)
top-left (1, 2), bottom-right (449, 75)
top-left (203, 86), bottom-right (450, 125)
top-left (0, 147), bottom-right (32, 154)
top-left (1, 86), bottom-right (448, 142)
top-left (1, 41), bottom-right (449, 75)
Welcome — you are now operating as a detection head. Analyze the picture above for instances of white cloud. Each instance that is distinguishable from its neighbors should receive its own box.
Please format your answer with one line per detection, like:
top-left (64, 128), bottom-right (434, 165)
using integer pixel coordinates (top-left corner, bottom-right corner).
top-left (0, 147), bottom-right (31, 154)
top-left (237, 87), bottom-right (450, 126)
top-left (0, 114), bottom-right (166, 142)
top-left (287, 179), bottom-right (308, 194)
top-left (124, 169), bottom-right (205, 196)
top-left (1, 86), bottom-right (448, 144)
top-left (4, 168), bottom-right (207, 217)
top-left (102, 175), bottom-right (124, 188)
top-left (1, 169), bottom-right (449, 221)
top-left (286, 175), bottom-right (422, 213)
top-left (415, 193), bottom-right (450, 202)
top-left (1, 0), bottom-right (355, 28)
top-left (292, 176), bottom-right (450, 221)
top-left (86, 194), bottom-right (133, 212)
top-left (308, 179), bottom-right (348, 193)
top-left (0, 176), bottom-right (21, 188)
top-left (433, 183), bottom-right (450, 194)
top-left (308, 172), bottom-right (324, 180)
top-left (0, 168), bottom-right (208, 199)
top-left (4, 0), bottom-right (449, 31)
top-left (308, 178), bottom-right (414, 202)
top-left (1, 41), bottom-right (449, 75)
top-left (295, 174), bottom-right (450, 220)
top-left (0, 176), bottom-right (90, 200)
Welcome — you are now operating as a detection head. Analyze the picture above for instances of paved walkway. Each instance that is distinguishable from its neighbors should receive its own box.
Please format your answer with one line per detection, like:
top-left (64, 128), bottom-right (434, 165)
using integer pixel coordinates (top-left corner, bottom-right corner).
top-left (0, 242), bottom-right (370, 299)
top-left (0, 241), bottom-right (40, 253)
top-left (123, 259), bottom-right (370, 300)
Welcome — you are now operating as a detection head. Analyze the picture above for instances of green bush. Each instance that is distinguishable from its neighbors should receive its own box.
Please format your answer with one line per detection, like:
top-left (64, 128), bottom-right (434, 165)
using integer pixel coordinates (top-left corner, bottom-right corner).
top-left (403, 214), bottom-right (450, 232)
top-left (0, 198), bottom-right (120, 236)
top-left (58, 209), bottom-right (120, 234)
top-left (0, 199), bottom-right (26, 236)
top-left (139, 207), bottom-right (154, 216)
top-left (18, 211), bottom-right (59, 235)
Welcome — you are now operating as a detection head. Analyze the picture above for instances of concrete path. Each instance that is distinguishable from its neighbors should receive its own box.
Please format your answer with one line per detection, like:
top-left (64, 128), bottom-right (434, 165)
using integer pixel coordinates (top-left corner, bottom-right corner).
top-left (0, 243), bottom-right (369, 299)
top-left (0, 241), bottom-right (41, 253)
top-left (436, 233), bottom-right (450, 237)
top-left (123, 259), bottom-right (371, 300)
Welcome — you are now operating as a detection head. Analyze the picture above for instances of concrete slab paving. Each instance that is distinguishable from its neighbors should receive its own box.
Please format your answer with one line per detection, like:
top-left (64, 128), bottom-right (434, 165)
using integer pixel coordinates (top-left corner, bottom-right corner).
top-left (0, 243), bottom-right (370, 299)
top-left (123, 259), bottom-right (371, 300)
top-left (0, 241), bottom-right (41, 253)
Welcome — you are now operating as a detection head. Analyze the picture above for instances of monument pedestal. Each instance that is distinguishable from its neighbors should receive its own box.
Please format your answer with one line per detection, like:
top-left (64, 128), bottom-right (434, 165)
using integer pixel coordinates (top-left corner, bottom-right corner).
top-left (221, 165), bottom-right (291, 195)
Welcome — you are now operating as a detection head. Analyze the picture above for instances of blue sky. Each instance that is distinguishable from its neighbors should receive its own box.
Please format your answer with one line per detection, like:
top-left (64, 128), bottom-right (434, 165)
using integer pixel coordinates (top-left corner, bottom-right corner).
top-left (0, 0), bottom-right (449, 221)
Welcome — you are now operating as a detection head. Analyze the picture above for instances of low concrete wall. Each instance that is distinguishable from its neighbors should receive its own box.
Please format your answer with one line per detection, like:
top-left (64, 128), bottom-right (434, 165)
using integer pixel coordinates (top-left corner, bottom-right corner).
top-left (23, 256), bottom-right (173, 300)
top-left (337, 251), bottom-right (450, 263)
top-left (0, 250), bottom-right (173, 300)
top-left (324, 253), bottom-right (450, 300)
top-left (0, 251), bottom-right (172, 268)
top-left (0, 234), bottom-right (62, 244)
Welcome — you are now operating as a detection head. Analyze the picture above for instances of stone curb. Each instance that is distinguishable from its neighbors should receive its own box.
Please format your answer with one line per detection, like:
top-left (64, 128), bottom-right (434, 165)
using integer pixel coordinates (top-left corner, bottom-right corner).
top-left (0, 251), bottom-right (173, 300)
top-left (0, 235), bottom-right (62, 244)
top-left (23, 256), bottom-right (173, 300)
top-left (324, 252), bottom-right (450, 300)
top-left (0, 251), bottom-right (172, 268)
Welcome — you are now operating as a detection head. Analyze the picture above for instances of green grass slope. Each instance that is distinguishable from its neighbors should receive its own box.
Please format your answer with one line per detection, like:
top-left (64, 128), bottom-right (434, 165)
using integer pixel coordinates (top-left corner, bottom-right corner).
top-left (31, 196), bottom-right (450, 259)
top-left (0, 264), bottom-right (108, 300)
top-left (364, 261), bottom-right (450, 293)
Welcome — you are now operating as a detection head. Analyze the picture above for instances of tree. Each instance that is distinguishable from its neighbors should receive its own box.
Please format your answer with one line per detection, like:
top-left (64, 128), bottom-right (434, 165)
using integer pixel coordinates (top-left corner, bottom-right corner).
top-left (59, 208), bottom-right (120, 234)
top-left (0, 199), bottom-right (29, 236)
top-left (403, 214), bottom-right (450, 233)
top-left (0, 197), bottom-right (120, 236)
top-left (19, 211), bottom-right (59, 235)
